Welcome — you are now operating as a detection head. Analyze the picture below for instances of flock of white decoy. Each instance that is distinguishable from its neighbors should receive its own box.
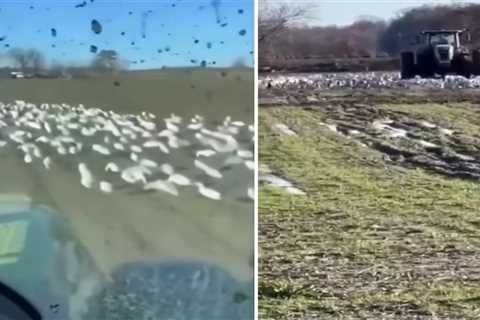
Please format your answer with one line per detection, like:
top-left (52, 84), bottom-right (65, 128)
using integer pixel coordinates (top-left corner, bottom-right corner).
top-left (260, 72), bottom-right (480, 90)
top-left (0, 101), bottom-right (254, 202)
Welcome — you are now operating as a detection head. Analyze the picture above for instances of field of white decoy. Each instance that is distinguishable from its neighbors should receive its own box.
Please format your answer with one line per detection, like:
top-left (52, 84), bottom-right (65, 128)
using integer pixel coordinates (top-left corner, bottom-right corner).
top-left (259, 71), bottom-right (480, 319)
top-left (0, 100), bottom-right (254, 202)
top-left (260, 71), bottom-right (480, 90)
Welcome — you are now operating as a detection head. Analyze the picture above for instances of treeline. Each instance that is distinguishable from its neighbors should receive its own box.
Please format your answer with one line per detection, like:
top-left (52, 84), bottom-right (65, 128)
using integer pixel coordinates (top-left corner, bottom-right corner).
top-left (260, 3), bottom-right (480, 64)
top-left (2, 47), bottom-right (128, 78)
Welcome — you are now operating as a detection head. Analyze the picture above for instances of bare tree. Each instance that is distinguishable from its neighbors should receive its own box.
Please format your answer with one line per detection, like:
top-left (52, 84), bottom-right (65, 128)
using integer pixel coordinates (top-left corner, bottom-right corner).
top-left (25, 49), bottom-right (46, 74)
top-left (91, 49), bottom-right (128, 73)
top-left (7, 48), bottom-right (46, 74)
top-left (259, 2), bottom-right (309, 44)
top-left (8, 48), bottom-right (29, 72)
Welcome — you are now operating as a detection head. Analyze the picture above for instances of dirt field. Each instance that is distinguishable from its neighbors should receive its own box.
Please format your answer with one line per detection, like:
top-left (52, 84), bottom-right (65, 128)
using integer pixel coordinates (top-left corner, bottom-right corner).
top-left (259, 79), bottom-right (480, 319)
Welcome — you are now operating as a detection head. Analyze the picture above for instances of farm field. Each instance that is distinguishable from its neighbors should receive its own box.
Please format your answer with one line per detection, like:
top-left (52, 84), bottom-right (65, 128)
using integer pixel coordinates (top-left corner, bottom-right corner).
top-left (259, 72), bottom-right (480, 319)
top-left (0, 68), bottom-right (254, 319)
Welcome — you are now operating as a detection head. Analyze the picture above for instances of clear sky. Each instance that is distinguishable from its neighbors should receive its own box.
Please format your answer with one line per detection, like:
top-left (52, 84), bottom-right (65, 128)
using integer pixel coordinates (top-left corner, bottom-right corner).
top-left (312, 0), bottom-right (478, 26)
top-left (0, 0), bottom-right (253, 69)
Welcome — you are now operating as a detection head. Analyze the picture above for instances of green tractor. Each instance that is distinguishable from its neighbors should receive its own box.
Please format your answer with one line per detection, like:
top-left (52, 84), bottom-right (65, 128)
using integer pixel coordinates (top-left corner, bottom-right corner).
top-left (400, 29), bottom-right (480, 79)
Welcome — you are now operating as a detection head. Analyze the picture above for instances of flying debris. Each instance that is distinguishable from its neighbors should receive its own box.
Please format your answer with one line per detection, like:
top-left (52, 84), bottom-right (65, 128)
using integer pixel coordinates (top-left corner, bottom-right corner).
top-left (75, 1), bottom-right (87, 8)
top-left (91, 19), bottom-right (102, 34)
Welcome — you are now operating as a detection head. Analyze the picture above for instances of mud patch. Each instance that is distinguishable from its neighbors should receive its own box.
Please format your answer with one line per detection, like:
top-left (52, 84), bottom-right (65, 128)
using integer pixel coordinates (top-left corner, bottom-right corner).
top-left (311, 103), bottom-right (480, 181)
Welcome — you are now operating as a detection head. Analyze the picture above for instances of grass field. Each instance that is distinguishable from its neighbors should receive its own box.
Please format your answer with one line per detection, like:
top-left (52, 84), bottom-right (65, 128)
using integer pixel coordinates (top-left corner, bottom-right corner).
top-left (259, 102), bottom-right (480, 319)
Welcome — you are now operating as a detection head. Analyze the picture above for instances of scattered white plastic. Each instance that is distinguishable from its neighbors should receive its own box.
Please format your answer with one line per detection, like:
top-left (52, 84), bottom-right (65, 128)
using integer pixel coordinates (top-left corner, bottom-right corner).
top-left (273, 123), bottom-right (296, 136)
top-left (260, 174), bottom-right (306, 195)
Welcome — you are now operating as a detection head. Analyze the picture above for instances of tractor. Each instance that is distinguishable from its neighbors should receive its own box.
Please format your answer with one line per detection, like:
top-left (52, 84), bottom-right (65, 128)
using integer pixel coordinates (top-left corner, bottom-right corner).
top-left (400, 29), bottom-right (480, 79)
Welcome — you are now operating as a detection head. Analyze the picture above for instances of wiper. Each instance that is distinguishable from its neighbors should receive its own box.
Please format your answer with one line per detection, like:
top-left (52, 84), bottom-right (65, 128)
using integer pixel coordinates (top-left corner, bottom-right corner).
top-left (0, 280), bottom-right (41, 320)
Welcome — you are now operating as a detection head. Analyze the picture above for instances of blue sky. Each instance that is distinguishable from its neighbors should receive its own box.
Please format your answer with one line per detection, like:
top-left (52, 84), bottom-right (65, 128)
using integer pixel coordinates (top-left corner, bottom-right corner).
top-left (313, 0), bottom-right (477, 26)
top-left (0, 0), bottom-right (253, 69)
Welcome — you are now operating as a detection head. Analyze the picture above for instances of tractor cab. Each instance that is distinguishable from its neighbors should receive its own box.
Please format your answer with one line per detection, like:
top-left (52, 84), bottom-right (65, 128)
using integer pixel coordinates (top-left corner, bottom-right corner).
top-left (422, 30), bottom-right (463, 47)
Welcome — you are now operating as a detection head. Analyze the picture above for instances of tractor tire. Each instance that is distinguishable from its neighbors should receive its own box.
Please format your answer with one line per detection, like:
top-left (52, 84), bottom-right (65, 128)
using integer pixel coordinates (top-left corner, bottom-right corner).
top-left (454, 54), bottom-right (472, 79)
top-left (472, 49), bottom-right (480, 76)
top-left (400, 52), bottom-right (415, 79)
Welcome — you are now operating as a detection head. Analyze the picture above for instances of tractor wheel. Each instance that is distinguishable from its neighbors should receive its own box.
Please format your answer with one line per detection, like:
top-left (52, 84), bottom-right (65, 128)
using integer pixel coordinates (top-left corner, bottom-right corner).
top-left (472, 49), bottom-right (480, 76)
top-left (455, 54), bottom-right (472, 79)
top-left (400, 52), bottom-right (415, 79)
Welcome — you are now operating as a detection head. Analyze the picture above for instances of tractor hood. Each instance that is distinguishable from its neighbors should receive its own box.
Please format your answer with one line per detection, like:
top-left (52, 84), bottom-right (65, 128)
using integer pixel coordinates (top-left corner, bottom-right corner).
top-left (0, 195), bottom-right (254, 320)
top-left (0, 194), bottom-right (103, 320)
top-left (434, 44), bottom-right (454, 64)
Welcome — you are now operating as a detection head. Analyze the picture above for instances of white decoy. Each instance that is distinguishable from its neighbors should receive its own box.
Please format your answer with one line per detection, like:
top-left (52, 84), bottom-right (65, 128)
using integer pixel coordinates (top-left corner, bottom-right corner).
top-left (81, 127), bottom-right (96, 136)
top-left (195, 149), bottom-right (216, 158)
top-left (35, 136), bottom-right (49, 143)
top-left (167, 113), bottom-right (182, 124)
top-left (168, 173), bottom-right (191, 186)
top-left (113, 142), bottom-right (125, 151)
top-left (224, 155), bottom-right (244, 166)
top-left (130, 152), bottom-right (139, 162)
top-left (9, 130), bottom-right (28, 143)
top-left (92, 144), bottom-right (110, 155)
top-left (32, 146), bottom-right (42, 158)
top-left (143, 140), bottom-right (169, 154)
top-left (43, 157), bottom-right (51, 169)
top-left (130, 145), bottom-right (142, 153)
top-left (78, 163), bottom-right (94, 188)
top-left (99, 181), bottom-right (113, 193)
top-left (237, 149), bottom-right (253, 158)
top-left (121, 165), bottom-right (151, 184)
top-left (138, 158), bottom-right (157, 168)
top-left (160, 163), bottom-right (174, 175)
top-left (247, 187), bottom-right (254, 200)
top-left (165, 121), bottom-right (179, 133)
top-left (141, 131), bottom-right (152, 138)
top-left (44, 122), bottom-right (52, 133)
top-left (25, 121), bottom-right (42, 130)
top-left (232, 121), bottom-right (245, 127)
top-left (144, 179), bottom-right (179, 196)
top-left (244, 160), bottom-right (254, 170)
top-left (138, 118), bottom-right (156, 131)
top-left (194, 159), bottom-right (222, 179)
top-left (0, 141), bottom-right (7, 147)
top-left (24, 153), bottom-right (32, 164)
top-left (194, 182), bottom-right (221, 200)
top-left (105, 162), bottom-right (120, 172)
top-left (187, 122), bottom-right (203, 130)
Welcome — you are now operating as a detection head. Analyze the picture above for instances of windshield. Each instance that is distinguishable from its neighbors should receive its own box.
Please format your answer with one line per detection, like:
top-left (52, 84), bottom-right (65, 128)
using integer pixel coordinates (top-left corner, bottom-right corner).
top-left (429, 33), bottom-right (456, 45)
top-left (0, 1), bottom-right (254, 319)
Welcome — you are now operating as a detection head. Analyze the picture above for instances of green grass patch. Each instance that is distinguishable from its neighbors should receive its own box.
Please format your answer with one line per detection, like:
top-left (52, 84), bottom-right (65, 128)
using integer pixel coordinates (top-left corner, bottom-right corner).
top-left (259, 104), bottom-right (480, 319)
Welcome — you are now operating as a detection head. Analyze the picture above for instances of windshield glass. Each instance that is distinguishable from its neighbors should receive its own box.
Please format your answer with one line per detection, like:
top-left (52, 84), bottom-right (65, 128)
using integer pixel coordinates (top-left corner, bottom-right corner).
top-left (0, 1), bottom-right (254, 319)
top-left (430, 33), bottom-right (455, 45)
